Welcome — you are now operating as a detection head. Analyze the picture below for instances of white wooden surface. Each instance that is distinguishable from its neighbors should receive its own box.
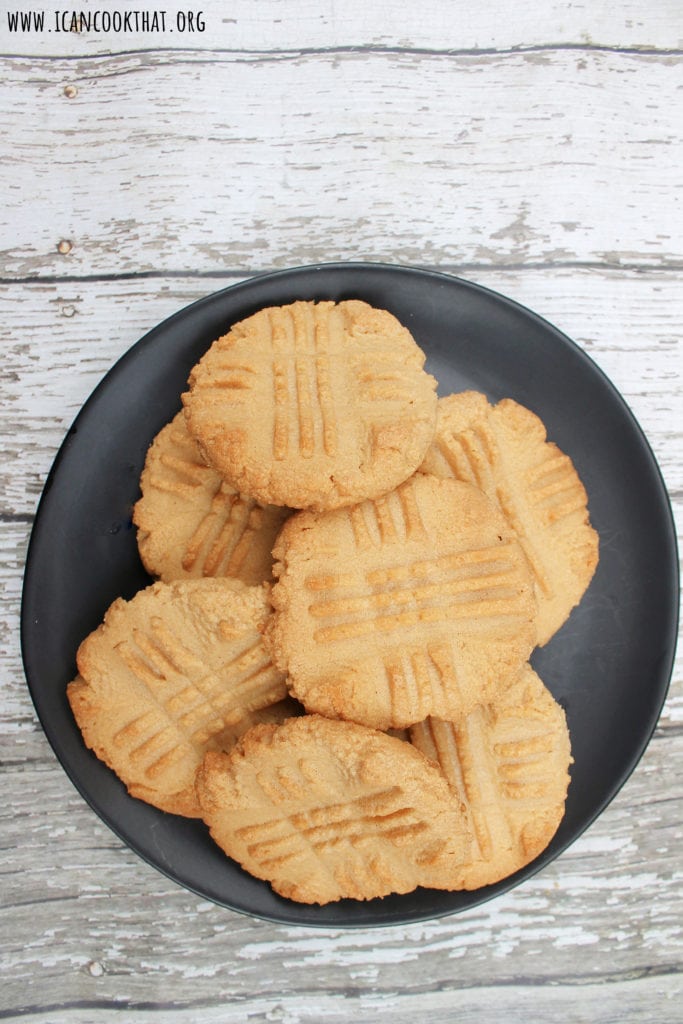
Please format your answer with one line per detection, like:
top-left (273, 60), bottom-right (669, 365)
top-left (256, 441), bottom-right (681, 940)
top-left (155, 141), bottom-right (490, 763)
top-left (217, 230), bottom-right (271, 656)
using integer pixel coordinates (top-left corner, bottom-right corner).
top-left (1, 3), bottom-right (681, 1021)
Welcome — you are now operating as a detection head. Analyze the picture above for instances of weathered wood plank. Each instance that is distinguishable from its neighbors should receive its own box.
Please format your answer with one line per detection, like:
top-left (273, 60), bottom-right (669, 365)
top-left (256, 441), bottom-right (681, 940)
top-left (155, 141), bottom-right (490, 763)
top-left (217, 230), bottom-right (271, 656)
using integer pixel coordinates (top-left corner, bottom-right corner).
top-left (1, 0), bottom-right (680, 57)
top-left (1, 50), bottom-right (680, 279)
top-left (1, 723), bottom-right (681, 1017)
top-left (1, 270), bottom-right (679, 518)
top-left (3, 978), bottom-right (683, 1024)
top-left (2, 977), bottom-right (683, 1024)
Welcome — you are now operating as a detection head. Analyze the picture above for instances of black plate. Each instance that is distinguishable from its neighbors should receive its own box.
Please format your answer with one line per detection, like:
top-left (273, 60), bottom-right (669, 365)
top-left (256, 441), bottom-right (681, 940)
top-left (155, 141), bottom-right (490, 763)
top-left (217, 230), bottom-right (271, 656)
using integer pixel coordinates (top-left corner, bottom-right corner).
top-left (21, 263), bottom-right (678, 927)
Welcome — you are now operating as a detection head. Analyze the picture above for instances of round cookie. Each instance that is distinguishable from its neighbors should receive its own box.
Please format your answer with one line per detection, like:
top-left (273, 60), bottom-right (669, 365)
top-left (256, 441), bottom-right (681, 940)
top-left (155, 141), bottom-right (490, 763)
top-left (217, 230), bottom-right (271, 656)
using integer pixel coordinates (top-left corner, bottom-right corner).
top-left (182, 300), bottom-right (438, 511)
top-left (133, 411), bottom-right (290, 586)
top-left (419, 391), bottom-right (599, 645)
top-left (409, 664), bottom-right (572, 889)
top-left (266, 474), bottom-right (537, 730)
top-left (195, 714), bottom-right (472, 904)
top-left (68, 578), bottom-right (288, 817)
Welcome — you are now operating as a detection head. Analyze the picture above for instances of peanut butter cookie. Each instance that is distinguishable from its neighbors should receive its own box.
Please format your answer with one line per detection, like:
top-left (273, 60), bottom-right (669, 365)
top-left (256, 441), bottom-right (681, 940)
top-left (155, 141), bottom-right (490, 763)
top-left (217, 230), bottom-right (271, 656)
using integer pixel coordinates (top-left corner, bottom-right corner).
top-left (195, 714), bottom-right (472, 904)
top-left (182, 300), bottom-right (438, 510)
top-left (133, 411), bottom-right (290, 585)
top-left (266, 474), bottom-right (537, 730)
top-left (68, 578), bottom-right (288, 817)
top-left (419, 392), bottom-right (599, 644)
top-left (410, 664), bottom-right (572, 889)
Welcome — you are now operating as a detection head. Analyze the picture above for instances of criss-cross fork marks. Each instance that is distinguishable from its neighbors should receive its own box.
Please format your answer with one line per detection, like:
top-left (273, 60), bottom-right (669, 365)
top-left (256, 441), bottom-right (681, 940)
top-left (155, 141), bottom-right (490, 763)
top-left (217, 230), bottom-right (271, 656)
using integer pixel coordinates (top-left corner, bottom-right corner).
top-left (112, 621), bottom-right (284, 780)
top-left (269, 304), bottom-right (339, 461)
top-left (354, 354), bottom-right (422, 407)
top-left (349, 483), bottom-right (427, 550)
top-left (306, 542), bottom-right (529, 643)
top-left (493, 716), bottom-right (560, 801)
top-left (235, 786), bottom-right (428, 871)
top-left (525, 451), bottom-right (587, 525)
top-left (412, 714), bottom-right (496, 862)
top-left (435, 424), bottom-right (498, 492)
top-left (195, 360), bottom-right (256, 404)
top-left (495, 450), bottom-right (588, 601)
top-left (429, 421), bottom-right (587, 591)
top-left (141, 418), bottom-right (284, 579)
top-left (414, 709), bottom-right (560, 863)
top-left (431, 424), bottom-right (549, 599)
top-left (383, 643), bottom-right (460, 722)
top-left (182, 486), bottom-right (268, 577)
top-left (148, 424), bottom-right (216, 499)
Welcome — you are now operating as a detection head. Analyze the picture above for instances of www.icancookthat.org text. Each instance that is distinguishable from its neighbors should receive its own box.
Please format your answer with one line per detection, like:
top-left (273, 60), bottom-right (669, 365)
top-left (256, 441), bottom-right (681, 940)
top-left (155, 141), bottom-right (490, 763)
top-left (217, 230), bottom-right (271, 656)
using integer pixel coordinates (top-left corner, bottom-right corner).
top-left (6, 9), bottom-right (206, 33)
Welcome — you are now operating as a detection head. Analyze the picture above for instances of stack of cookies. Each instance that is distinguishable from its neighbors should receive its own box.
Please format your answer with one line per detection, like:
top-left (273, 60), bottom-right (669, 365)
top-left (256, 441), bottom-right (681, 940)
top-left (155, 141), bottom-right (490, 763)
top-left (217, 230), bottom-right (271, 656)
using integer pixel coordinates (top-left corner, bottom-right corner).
top-left (68, 298), bottom-right (598, 905)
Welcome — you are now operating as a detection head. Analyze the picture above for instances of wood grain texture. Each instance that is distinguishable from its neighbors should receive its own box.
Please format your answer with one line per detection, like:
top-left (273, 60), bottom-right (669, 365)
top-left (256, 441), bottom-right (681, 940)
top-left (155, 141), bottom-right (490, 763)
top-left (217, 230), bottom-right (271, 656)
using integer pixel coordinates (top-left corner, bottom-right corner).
top-left (1, 719), bottom-right (681, 1020)
top-left (0, 49), bottom-right (680, 279)
top-left (1, 2), bottom-right (681, 1020)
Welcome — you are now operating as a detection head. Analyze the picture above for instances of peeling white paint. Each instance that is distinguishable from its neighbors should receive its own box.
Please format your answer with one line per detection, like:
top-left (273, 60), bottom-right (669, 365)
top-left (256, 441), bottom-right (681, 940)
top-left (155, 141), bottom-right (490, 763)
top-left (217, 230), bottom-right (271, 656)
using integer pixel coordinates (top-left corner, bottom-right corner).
top-left (572, 834), bottom-right (637, 855)
top-left (552, 927), bottom-right (600, 948)
top-left (642, 926), bottom-right (683, 948)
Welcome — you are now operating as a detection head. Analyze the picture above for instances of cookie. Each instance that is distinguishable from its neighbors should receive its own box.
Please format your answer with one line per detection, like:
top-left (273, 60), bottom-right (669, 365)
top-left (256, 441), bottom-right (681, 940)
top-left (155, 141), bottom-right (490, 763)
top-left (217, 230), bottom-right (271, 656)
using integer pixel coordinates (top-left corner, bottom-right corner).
top-left (409, 664), bottom-right (572, 889)
top-left (182, 300), bottom-right (438, 511)
top-left (195, 714), bottom-right (472, 904)
top-left (68, 578), bottom-right (288, 817)
top-left (266, 474), bottom-right (537, 730)
top-left (419, 392), bottom-right (599, 644)
top-left (133, 411), bottom-right (290, 585)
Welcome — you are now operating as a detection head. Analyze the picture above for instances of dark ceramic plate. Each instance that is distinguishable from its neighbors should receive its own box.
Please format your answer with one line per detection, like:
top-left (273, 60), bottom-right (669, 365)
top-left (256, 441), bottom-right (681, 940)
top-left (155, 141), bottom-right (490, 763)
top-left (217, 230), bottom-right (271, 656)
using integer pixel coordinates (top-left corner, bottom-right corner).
top-left (21, 263), bottom-right (678, 927)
